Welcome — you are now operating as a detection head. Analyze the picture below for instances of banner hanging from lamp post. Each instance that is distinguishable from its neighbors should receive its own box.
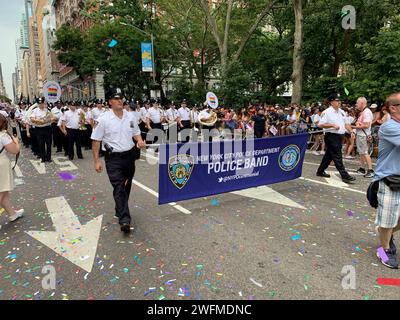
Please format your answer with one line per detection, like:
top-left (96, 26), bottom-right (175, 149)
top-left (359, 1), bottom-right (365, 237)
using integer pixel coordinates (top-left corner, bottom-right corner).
top-left (141, 42), bottom-right (153, 73)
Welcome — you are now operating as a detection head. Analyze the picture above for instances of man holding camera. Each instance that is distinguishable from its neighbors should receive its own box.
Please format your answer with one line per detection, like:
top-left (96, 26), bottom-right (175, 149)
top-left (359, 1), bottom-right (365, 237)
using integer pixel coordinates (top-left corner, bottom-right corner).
top-left (91, 88), bottom-right (146, 234)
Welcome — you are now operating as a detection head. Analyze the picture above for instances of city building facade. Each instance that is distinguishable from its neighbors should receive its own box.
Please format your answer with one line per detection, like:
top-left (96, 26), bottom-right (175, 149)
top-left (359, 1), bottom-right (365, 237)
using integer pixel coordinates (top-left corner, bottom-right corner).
top-left (52, 0), bottom-right (104, 101)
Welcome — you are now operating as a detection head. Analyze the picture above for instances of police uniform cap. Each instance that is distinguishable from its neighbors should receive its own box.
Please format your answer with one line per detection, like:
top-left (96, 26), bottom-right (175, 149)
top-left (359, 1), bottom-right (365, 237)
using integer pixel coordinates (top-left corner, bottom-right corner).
top-left (328, 93), bottom-right (342, 102)
top-left (106, 87), bottom-right (124, 100)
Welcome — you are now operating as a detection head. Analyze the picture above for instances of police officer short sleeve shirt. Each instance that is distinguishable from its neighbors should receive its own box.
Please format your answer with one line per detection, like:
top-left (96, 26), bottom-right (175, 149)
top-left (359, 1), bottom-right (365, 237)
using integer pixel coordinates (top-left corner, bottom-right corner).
top-left (146, 107), bottom-right (162, 124)
top-left (61, 109), bottom-right (81, 129)
top-left (31, 108), bottom-right (48, 120)
top-left (51, 107), bottom-right (62, 120)
top-left (166, 108), bottom-right (179, 122)
top-left (92, 107), bottom-right (106, 122)
top-left (319, 106), bottom-right (347, 134)
top-left (91, 110), bottom-right (140, 152)
top-left (178, 107), bottom-right (190, 121)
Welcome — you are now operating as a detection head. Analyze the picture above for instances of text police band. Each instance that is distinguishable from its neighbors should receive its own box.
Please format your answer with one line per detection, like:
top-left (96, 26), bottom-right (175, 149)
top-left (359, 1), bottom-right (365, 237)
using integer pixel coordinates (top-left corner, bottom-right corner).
top-left (147, 304), bottom-right (252, 317)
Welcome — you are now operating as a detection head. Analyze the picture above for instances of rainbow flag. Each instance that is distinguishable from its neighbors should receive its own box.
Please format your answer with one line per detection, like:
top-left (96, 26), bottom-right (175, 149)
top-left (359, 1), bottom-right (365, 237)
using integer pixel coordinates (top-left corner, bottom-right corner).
top-left (48, 87), bottom-right (58, 97)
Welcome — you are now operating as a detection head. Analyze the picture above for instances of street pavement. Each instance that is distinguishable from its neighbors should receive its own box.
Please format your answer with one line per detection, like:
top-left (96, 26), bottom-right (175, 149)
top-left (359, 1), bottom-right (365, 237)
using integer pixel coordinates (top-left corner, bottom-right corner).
top-left (0, 145), bottom-right (399, 301)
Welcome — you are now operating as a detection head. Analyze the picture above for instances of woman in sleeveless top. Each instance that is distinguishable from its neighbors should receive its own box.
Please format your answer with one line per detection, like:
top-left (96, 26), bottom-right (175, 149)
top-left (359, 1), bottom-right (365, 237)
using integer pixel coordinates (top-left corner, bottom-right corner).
top-left (0, 115), bottom-right (24, 226)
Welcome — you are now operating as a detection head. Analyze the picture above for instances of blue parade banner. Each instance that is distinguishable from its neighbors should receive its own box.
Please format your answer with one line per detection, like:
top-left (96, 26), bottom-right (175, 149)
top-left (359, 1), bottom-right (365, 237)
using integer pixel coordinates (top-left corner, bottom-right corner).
top-left (141, 42), bottom-right (153, 72)
top-left (158, 134), bottom-right (309, 205)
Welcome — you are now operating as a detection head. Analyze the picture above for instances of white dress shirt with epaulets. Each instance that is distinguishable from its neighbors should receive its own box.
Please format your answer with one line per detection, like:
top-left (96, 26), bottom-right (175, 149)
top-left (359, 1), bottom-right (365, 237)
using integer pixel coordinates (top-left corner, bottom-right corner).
top-left (91, 107), bottom-right (106, 122)
top-left (178, 107), bottom-right (190, 121)
top-left (190, 110), bottom-right (199, 123)
top-left (166, 108), bottom-right (179, 122)
top-left (61, 109), bottom-right (82, 129)
top-left (51, 107), bottom-right (62, 120)
top-left (140, 107), bottom-right (148, 122)
top-left (146, 107), bottom-right (162, 124)
top-left (30, 107), bottom-right (51, 127)
top-left (319, 106), bottom-right (347, 135)
top-left (91, 110), bottom-right (140, 152)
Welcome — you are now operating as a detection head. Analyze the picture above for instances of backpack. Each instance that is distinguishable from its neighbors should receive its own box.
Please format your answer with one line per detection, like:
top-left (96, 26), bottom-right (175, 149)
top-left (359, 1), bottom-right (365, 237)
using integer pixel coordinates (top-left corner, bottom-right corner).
top-left (367, 180), bottom-right (379, 209)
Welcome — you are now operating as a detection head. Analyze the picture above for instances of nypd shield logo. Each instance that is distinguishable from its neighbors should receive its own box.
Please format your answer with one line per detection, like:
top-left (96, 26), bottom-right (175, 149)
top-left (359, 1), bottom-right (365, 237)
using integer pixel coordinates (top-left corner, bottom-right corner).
top-left (168, 155), bottom-right (195, 189)
top-left (279, 145), bottom-right (301, 172)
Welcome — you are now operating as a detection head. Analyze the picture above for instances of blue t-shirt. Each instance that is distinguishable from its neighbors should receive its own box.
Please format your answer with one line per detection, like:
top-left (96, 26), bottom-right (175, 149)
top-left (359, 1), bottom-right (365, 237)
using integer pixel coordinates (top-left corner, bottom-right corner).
top-left (374, 119), bottom-right (400, 181)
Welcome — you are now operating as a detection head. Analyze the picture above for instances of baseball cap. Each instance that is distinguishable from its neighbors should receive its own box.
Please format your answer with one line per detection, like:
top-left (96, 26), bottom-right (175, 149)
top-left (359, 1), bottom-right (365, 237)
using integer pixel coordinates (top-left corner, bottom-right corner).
top-left (370, 104), bottom-right (378, 109)
top-left (37, 97), bottom-right (45, 104)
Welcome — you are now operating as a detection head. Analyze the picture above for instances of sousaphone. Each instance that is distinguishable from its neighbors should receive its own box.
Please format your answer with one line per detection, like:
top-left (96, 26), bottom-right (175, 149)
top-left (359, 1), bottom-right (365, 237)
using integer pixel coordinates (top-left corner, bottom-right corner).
top-left (199, 111), bottom-right (218, 127)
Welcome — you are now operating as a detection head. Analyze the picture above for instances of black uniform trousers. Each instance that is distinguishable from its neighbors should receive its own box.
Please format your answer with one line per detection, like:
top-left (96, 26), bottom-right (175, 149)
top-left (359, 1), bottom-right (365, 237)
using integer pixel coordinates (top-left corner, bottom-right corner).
top-left (19, 123), bottom-right (29, 147)
top-left (66, 128), bottom-right (83, 160)
top-left (139, 122), bottom-right (148, 142)
top-left (52, 123), bottom-right (63, 152)
top-left (317, 133), bottom-right (350, 178)
top-left (36, 126), bottom-right (52, 161)
top-left (30, 127), bottom-right (39, 155)
top-left (84, 124), bottom-right (92, 149)
top-left (254, 127), bottom-right (265, 139)
top-left (180, 120), bottom-right (191, 143)
top-left (151, 122), bottom-right (163, 145)
top-left (105, 148), bottom-right (136, 225)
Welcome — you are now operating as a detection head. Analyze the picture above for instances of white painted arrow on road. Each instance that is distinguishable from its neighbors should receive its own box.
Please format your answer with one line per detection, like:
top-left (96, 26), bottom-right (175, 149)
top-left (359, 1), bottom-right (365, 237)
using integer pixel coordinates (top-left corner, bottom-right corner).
top-left (232, 186), bottom-right (307, 210)
top-left (26, 197), bottom-right (103, 273)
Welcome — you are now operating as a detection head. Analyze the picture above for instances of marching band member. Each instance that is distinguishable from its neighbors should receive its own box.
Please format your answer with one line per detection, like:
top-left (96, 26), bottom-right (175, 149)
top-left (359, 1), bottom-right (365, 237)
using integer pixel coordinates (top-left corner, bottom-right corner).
top-left (15, 102), bottom-right (29, 148)
top-left (190, 104), bottom-right (200, 133)
top-left (146, 100), bottom-right (165, 148)
top-left (84, 103), bottom-right (93, 150)
top-left (139, 101), bottom-right (150, 141)
top-left (91, 99), bottom-right (106, 129)
top-left (166, 102), bottom-right (180, 142)
top-left (51, 102), bottom-right (63, 153)
top-left (30, 97), bottom-right (53, 163)
top-left (178, 99), bottom-right (191, 143)
top-left (60, 101), bottom-right (84, 161)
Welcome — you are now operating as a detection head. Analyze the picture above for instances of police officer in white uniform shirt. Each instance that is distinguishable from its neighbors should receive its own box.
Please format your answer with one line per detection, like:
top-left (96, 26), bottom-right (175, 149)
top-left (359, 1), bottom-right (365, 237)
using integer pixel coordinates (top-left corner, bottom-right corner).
top-left (178, 99), bottom-right (191, 143)
top-left (91, 99), bottom-right (106, 128)
top-left (60, 101), bottom-right (84, 160)
top-left (91, 88), bottom-right (146, 234)
top-left (139, 101), bottom-right (150, 141)
top-left (166, 102), bottom-right (180, 142)
top-left (146, 100), bottom-right (165, 147)
top-left (190, 104), bottom-right (200, 132)
top-left (51, 102), bottom-right (63, 153)
top-left (317, 93), bottom-right (356, 184)
top-left (30, 97), bottom-right (53, 163)
top-left (15, 102), bottom-right (29, 147)
top-left (146, 100), bottom-right (164, 130)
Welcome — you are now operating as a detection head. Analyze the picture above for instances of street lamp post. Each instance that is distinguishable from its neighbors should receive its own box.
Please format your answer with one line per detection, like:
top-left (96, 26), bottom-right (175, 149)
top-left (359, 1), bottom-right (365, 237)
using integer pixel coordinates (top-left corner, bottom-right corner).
top-left (119, 22), bottom-right (156, 85)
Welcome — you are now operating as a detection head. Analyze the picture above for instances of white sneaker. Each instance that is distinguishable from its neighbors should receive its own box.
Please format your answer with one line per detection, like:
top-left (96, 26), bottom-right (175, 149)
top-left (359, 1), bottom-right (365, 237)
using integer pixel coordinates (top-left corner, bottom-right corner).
top-left (9, 209), bottom-right (24, 222)
top-left (344, 155), bottom-right (355, 159)
top-left (312, 151), bottom-right (320, 156)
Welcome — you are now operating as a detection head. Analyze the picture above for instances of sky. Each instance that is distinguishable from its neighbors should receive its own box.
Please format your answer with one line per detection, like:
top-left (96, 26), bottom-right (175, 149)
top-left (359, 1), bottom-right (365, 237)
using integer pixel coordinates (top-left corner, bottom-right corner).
top-left (0, 0), bottom-right (25, 99)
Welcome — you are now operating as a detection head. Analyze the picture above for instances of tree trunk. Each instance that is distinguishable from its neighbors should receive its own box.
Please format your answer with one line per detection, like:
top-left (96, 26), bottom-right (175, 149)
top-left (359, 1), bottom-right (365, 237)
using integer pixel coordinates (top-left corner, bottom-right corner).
top-left (332, 29), bottom-right (352, 77)
top-left (291, 0), bottom-right (304, 105)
